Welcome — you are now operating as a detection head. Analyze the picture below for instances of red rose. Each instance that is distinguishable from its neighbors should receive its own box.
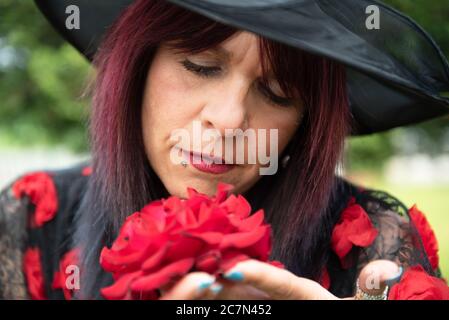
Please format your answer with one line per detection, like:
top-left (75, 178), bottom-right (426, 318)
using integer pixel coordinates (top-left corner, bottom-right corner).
top-left (23, 247), bottom-right (47, 300)
top-left (12, 172), bottom-right (58, 227)
top-left (100, 183), bottom-right (281, 300)
top-left (331, 197), bottom-right (378, 268)
top-left (388, 265), bottom-right (449, 300)
top-left (52, 249), bottom-right (80, 300)
top-left (408, 205), bottom-right (439, 270)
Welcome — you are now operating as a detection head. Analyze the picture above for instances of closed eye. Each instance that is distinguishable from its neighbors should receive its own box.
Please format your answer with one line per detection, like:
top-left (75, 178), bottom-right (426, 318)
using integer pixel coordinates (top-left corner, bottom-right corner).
top-left (257, 81), bottom-right (295, 107)
top-left (180, 59), bottom-right (295, 107)
top-left (181, 59), bottom-right (221, 78)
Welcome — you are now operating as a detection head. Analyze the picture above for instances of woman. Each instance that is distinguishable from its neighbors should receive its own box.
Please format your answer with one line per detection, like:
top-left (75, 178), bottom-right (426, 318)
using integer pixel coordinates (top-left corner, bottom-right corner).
top-left (1, 0), bottom-right (448, 299)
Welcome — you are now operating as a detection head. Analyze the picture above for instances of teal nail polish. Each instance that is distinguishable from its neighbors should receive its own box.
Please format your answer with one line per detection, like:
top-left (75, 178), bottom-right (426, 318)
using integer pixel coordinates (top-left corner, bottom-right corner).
top-left (385, 266), bottom-right (404, 287)
top-left (210, 283), bottom-right (223, 294)
top-left (224, 271), bottom-right (244, 282)
top-left (197, 279), bottom-right (214, 292)
top-left (391, 266), bottom-right (403, 279)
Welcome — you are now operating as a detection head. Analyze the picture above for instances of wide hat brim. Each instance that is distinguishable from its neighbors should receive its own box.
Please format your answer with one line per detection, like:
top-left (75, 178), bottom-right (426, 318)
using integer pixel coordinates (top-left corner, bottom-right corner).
top-left (35, 0), bottom-right (449, 135)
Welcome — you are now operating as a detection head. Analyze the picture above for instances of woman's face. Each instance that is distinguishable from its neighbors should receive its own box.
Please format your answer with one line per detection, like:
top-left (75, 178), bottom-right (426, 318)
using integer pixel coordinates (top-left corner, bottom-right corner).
top-left (142, 31), bottom-right (303, 198)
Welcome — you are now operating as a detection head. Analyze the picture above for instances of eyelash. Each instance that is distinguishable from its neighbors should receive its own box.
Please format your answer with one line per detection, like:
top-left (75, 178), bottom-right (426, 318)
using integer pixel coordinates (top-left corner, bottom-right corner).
top-left (181, 59), bottom-right (221, 78)
top-left (181, 59), bottom-right (294, 107)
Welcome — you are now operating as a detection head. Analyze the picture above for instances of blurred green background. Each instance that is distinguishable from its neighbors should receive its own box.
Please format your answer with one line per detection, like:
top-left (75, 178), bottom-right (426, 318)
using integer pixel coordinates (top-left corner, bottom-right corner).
top-left (0, 1), bottom-right (448, 280)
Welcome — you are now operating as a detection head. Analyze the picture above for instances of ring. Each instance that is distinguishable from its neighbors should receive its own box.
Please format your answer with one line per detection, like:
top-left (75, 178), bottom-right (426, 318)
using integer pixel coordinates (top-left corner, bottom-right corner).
top-left (354, 278), bottom-right (389, 300)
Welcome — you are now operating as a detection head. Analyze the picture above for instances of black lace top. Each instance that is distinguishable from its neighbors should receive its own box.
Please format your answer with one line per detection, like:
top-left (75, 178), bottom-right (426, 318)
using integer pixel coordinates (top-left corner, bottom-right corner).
top-left (0, 162), bottom-right (447, 300)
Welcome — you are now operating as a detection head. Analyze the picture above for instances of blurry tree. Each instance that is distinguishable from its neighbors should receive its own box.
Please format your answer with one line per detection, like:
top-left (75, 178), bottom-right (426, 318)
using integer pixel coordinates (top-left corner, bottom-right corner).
top-left (347, 0), bottom-right (449, 172)
top-left (0, 0), bottom-right (91, 152)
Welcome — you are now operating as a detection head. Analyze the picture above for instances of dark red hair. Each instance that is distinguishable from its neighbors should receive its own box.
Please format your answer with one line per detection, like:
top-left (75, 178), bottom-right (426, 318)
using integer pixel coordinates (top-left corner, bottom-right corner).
top-left (74, 0), bottom-right (351, 298)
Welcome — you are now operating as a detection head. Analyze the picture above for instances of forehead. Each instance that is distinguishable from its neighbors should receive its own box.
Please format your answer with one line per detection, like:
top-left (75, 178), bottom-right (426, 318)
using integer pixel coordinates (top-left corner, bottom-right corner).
top-left (161, 31), bottom-right (276, 79)
top-left (214, 31), bottom-right (260, 60)
top-left (198, 31), bottom-right (271, 76)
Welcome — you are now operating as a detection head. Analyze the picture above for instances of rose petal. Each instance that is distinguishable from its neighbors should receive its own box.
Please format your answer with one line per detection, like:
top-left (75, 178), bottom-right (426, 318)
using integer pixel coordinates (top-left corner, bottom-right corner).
top-left (141, 244), bottom-right (170, 272)
top-left (130, 258), bottom-right (195, 292)
top-left (139, 204), bottom-right (167, 233)
top-left (176, 207), bottom-right (197, 228)
top-left (100, 247), bottom-right (146, 274)
top-left (219, 251), bottom-right (249, 272)
top-left (195, 250), bottom-right (221, 273)
top-left (242, 225), bottom-right (272, 261)
top-left (187, 187), bottom-right (199, 198)
top-left (220, 194), bottom-right (251, 218)
top-left (185, 231), bottom-right (223, 245)
top-left (164, 236), bottom-right (204, 262)
top-left (186, 194), bottom-right (210, 214)
top-left (198, 202), bottom-right (212, 225)
top-left (214, 183), bottom-right (234, 203)
top-left (101, 271), bottom-right (143, 300)
top-left (220, 226), bottom-right (268, 249)
top-left (162, 196), bottom-right (184, 214)
top-left (229, 209), bottom-right (265, 231)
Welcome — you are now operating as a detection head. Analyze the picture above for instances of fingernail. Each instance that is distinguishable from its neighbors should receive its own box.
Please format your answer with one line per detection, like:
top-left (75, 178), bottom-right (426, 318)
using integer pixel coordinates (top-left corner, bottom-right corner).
top-left (223, 270), bottom-right (244, 282)
top-left (197, 278), bottom-right (215, 292)
top-left (210, 283), bottom-right (223, 294)
top-left (385, 266), bottom-right (403, 287)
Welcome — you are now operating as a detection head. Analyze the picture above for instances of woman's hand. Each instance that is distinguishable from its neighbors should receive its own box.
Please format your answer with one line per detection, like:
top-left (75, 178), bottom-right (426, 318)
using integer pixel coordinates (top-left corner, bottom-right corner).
top-left (160, 259), bottom-right (403, 300)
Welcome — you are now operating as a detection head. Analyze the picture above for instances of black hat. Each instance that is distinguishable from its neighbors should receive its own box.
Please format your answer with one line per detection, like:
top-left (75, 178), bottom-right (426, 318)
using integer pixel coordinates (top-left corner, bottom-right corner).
top-left (34, 0), bottom-right (449, 135)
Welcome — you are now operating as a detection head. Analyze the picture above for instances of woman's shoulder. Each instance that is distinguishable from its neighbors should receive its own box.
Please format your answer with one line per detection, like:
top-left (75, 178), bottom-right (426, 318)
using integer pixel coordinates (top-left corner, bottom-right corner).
top-left (0, 161), bottom-right (92, 299)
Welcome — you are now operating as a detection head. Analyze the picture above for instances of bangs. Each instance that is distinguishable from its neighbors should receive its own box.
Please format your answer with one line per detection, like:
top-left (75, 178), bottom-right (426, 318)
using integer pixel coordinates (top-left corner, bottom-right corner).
top-left (158, 10), bottom-right (328, 108)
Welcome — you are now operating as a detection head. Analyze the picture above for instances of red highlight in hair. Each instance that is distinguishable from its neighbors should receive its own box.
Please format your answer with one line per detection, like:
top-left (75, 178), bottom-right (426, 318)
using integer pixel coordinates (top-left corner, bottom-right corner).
top-left (76, 0), bottom-right (350, 298)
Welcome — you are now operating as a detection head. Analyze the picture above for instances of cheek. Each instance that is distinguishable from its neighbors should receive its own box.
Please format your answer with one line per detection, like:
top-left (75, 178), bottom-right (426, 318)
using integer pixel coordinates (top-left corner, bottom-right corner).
top-left (279, 112), bottom-right (301, 149)
top-left (141, 57), bottom-right (200, 147)
top-left (144, 64), bottom-right (186, 125)
top-left (256, 108), bottom-right (301, 153)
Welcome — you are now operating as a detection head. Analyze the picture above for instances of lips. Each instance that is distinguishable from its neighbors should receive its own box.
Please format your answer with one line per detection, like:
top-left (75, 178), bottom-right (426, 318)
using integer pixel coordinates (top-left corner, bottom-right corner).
top-left (181, 149), bottom-right (236, 174)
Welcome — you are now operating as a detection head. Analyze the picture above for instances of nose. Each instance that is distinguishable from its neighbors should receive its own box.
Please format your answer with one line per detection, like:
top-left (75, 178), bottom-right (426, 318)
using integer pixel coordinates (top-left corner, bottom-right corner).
top-left (199, 77), bottom-right (249, 136)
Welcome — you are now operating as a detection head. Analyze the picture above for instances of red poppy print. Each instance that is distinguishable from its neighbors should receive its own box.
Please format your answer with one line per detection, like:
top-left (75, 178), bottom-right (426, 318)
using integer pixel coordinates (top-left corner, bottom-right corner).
top-left (23, 247), bottom-right (47, 300)
top-left (408, 205), bottom-right (439, 270)
top-left (12, 172), bottom-right (58, 227)
top-left (52, 249), bottom-right (81, 300)
top-left (331, 197), bottom-right (378, 268)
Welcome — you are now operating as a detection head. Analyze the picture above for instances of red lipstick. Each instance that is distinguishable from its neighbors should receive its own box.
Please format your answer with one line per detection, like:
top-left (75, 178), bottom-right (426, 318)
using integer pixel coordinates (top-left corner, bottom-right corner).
top-left (182, 150), bottom-right (235, 174)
